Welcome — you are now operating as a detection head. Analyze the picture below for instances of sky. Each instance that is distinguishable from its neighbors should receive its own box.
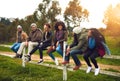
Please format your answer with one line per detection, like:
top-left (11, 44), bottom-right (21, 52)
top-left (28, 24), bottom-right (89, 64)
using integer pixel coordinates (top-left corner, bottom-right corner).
top-left (0, 0), bottom-right (120, 28)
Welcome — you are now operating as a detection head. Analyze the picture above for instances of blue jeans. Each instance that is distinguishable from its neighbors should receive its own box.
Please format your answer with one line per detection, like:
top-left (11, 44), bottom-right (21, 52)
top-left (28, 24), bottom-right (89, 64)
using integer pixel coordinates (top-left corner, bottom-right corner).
top-left (11, 43), bottom-right (21, 53)
top-left (70, 50), bottom-right (83, 66)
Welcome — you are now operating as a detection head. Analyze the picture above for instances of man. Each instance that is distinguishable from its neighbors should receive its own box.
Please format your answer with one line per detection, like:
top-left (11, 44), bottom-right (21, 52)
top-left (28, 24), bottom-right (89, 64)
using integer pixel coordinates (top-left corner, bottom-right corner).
top-left (12, 25), bottom-right (28, 58)
top-left (62, 27), bottom-right (88, 70)
top-left (16, 23), bottom-right (43, 59)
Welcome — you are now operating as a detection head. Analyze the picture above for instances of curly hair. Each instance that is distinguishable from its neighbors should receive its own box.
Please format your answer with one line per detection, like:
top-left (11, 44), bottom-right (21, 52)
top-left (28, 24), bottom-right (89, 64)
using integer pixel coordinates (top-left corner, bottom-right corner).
top-left (54, 21), bottom-right (67, 31)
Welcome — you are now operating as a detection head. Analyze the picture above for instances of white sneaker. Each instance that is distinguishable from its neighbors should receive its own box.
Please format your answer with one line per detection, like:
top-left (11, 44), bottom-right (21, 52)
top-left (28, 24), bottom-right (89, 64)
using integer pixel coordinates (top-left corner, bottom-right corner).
top-left (54, 58), bottom-right (59, 65)
top-left (86, 66), bottom-right (92, 73)
top-left (94, 68), bottom-right (100, 76)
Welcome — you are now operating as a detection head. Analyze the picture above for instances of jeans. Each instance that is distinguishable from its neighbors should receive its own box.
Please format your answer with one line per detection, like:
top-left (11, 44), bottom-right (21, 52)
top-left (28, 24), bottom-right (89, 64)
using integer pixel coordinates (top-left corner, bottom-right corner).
top-left (30, 43), bottom-right (51, 59)
top-left (83, 50), bottom-right (100, 68)
top-left (70, 50), bottom-right (83, 66)
top-left (11, 43), bottom-right (21, 53)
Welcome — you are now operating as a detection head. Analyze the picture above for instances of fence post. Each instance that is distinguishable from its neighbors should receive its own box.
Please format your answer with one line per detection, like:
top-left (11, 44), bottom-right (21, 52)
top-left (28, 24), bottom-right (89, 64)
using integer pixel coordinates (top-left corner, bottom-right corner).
top-left (22, 47), bottom-right (26, 67)
top-left (63, 41), bottom-right (67, 81)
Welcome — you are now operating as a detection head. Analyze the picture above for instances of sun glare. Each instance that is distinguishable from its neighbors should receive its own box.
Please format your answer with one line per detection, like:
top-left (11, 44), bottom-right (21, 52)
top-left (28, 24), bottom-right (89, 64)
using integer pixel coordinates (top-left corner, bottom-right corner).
top-left (80, 0), bottom-right (120, 28)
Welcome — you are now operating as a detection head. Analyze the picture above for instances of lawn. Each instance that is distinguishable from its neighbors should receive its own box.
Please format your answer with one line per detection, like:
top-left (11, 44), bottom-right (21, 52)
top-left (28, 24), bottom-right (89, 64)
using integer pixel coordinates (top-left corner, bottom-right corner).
top-left (0, 55), bottom-right (120, 81)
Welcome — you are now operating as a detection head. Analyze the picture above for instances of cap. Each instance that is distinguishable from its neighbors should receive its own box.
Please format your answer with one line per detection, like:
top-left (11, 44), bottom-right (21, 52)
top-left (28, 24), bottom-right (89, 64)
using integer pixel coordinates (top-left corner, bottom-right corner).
top-left (72, 27), bottom-right (82, 34)
top-left (17, 25), bottom-right (22, 29)
top-left (30, 23), bottom-right (37, 27)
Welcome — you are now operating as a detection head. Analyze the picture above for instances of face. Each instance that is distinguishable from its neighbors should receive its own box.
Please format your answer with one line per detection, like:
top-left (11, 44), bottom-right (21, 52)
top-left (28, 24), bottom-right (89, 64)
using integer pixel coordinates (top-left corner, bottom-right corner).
top-left (17, 28), bottom-right (22, 32)
top-left (44, 25), bottom-right (49, 31)
top-left (88, 30), bottom-right (92, 36)
top-left (31, 25), bottom-right (37, 31)
top-left (58, 25), bottom-right (63, 30)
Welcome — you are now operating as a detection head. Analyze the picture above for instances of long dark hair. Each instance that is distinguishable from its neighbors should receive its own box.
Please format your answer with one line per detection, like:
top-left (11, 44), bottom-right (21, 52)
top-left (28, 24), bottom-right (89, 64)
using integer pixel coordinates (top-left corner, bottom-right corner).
top-left (54, 21), bottom-right (67, 31)
top-left (89, 28), bottom-right (105, 43)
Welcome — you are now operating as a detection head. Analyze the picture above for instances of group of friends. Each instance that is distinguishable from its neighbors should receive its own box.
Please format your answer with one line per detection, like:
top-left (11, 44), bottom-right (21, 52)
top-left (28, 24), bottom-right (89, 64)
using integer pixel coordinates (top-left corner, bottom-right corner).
top-left (11, 21), bottom-right (111, 76)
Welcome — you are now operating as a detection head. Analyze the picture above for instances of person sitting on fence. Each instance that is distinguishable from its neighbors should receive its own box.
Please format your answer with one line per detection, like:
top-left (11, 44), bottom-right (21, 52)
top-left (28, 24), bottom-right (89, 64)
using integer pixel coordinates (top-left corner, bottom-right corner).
top-left (62, 27), bottom-right (88, 70)
top-left (47, 21), bottom-right (68, 65)
top-left (11, 25), bottom-right (28, 58)
top-left (28, 23), bottom-right (52, 63)
top-left (16, 23), bottom-right (43, 59)
top-left (83, 28), bottom-right (107, 76)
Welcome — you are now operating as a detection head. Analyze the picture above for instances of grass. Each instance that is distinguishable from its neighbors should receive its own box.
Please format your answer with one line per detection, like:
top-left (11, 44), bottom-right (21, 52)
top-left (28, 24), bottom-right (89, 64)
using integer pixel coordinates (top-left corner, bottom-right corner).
top-left (0, 46), bottom-right (120, 66)
top-left (105, 36), bottom-right (120, 55)
top-left (0, 55), bottom-right (120, 81)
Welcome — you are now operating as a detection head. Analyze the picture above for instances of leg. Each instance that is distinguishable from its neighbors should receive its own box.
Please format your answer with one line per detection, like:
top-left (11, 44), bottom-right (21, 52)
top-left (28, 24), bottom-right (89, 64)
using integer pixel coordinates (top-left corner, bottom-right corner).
top-left (70, 50), bottom-right (83, 66)
top-left (83, 50), bottom-right (92, 67)
top-left (29, 45), bottom-right (39, 56)
top-left (90, 50), bottom-right (100, 75)
top-left (83, 50), bottom-right (92, 73)
top-left (70, 50), bottom-right (83, 70)
top-left (47, 46), bottom-right (56, 61)
top-left (27, 41), bottom-right (38, 54)
top-left (11, 43), bottom-right (18, 52)
top-left (17, 42), bottom-right (26, 54)
top-left (89, 50), bottom-right (99, 68)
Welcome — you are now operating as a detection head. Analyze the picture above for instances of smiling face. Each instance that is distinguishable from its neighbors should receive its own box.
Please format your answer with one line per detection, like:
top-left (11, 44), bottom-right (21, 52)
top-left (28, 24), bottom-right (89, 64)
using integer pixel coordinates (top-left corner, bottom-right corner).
top-left (31, 25), bottom-right (37, 31)
top-left (17, 28), bottom-right (22, 32)
top-left (58, 25), bottom-right (63, 30)
top-left (44, 25), bottom-right (49, 31)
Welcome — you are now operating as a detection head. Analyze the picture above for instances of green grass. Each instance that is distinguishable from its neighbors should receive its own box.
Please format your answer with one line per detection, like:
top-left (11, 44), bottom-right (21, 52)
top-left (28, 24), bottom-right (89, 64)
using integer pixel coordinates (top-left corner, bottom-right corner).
top-left (0, 46), bottom-right (12, 52)
top-left (0, 55), bottom-right (120, 81)
top-left (105, 36), bottom-right (120, 55)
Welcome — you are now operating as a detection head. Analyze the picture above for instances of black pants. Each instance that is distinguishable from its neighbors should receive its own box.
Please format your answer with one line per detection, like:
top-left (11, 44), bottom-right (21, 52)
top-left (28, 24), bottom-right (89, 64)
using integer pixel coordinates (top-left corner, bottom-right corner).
top-left (83, 49), bottom-right (100, 68)
top-left (29, 43), bottom-right (51, 59)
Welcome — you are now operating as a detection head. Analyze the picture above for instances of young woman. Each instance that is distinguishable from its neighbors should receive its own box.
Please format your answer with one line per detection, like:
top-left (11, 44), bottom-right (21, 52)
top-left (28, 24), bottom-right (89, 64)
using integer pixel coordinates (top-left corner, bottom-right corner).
top-left (47, 21), bottom-right (68, 65)
top-left (83, 28), bottom-right (106, 75)
top-left (28, 23), bottom-right (52, 63)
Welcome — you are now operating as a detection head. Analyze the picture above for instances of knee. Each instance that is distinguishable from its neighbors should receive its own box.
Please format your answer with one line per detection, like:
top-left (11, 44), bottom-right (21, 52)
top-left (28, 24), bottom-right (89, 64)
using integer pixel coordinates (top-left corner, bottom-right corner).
top-left (83, 54), bottom-right (87, 59)
top-left (90, 56), bottom-right (95, 60)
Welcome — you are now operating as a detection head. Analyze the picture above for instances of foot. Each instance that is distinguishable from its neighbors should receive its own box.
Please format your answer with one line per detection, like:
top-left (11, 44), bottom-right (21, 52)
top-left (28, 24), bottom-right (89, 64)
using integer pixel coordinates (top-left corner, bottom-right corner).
top-left (38, 59), bottom-right (43, 64)
top-left (62, 61), bottom-right (69, 65)
top-left (86, 66), bottom-right (92, 73)
top-left (13, 54), bottom-right (21, 58)
top-left (94, 68), bottom-right (100, 76)
top-left (73, 64), bottom-right (81, 70)
top-left (24, 55), bottom-right (31, 62)
top-left (54, 58), bottom-right (59, 65)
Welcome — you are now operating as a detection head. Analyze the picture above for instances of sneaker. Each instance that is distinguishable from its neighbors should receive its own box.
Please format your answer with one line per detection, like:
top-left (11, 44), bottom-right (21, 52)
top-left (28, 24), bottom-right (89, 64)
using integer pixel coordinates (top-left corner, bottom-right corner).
top-left (54, 58), bottom-right (59, 65)
top-left (86, 66), bottom-right (92, 73)
top-left (73, 64), bottom-right (81, 70)
top-left (94, 68), bottom-right (100, 76)
top-left (62, 61), bottom-right (69, 65)
top-left (38, 59), bottom-right (43, 64)
top-left (13, 54), bottom-right (20, 58)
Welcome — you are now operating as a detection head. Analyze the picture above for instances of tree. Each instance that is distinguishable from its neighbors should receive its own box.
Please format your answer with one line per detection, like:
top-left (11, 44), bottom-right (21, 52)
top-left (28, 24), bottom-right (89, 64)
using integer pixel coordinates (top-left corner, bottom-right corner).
top-left (103, 4), bottom-right (120, 36)
top-left (64, 0), bottom-right (89, 28)
top-left (34, 0), bottom-right (61, 29)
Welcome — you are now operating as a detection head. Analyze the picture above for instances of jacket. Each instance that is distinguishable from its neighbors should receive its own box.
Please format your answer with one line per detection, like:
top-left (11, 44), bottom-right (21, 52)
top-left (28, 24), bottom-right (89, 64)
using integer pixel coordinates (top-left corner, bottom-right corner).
top-left (71, 28), bottom-right (88, 52)
top-left (16, 31), bottom-right (28, 43)
top-left (28, 28), bottom-right (43, 42)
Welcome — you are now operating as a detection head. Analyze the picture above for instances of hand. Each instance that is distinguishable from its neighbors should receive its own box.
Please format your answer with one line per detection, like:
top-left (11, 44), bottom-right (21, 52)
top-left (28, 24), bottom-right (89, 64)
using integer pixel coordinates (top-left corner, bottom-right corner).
top-left (66, 47), bottom-right (70, 56)
top-left (52, 46), bottom-right (55, 50)
top-left (56, 41), bottom-right (59, 47)
top-left (25, 41), bottom-right (28, 47)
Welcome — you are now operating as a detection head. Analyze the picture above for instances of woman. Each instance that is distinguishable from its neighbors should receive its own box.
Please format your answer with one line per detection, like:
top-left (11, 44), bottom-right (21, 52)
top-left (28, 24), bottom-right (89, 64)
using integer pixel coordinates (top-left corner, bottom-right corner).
top-left (28, 23), bottom-right (52, 63)
top-left (83, 28), bottom-right (106, 75)
top-left (47, 21), bottom-right (68, 65)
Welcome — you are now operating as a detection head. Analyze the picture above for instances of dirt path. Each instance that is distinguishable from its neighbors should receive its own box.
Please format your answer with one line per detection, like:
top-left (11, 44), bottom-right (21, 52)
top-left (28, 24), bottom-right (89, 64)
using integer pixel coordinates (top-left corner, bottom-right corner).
top-left (0, 51), bottom-right (120, 72)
